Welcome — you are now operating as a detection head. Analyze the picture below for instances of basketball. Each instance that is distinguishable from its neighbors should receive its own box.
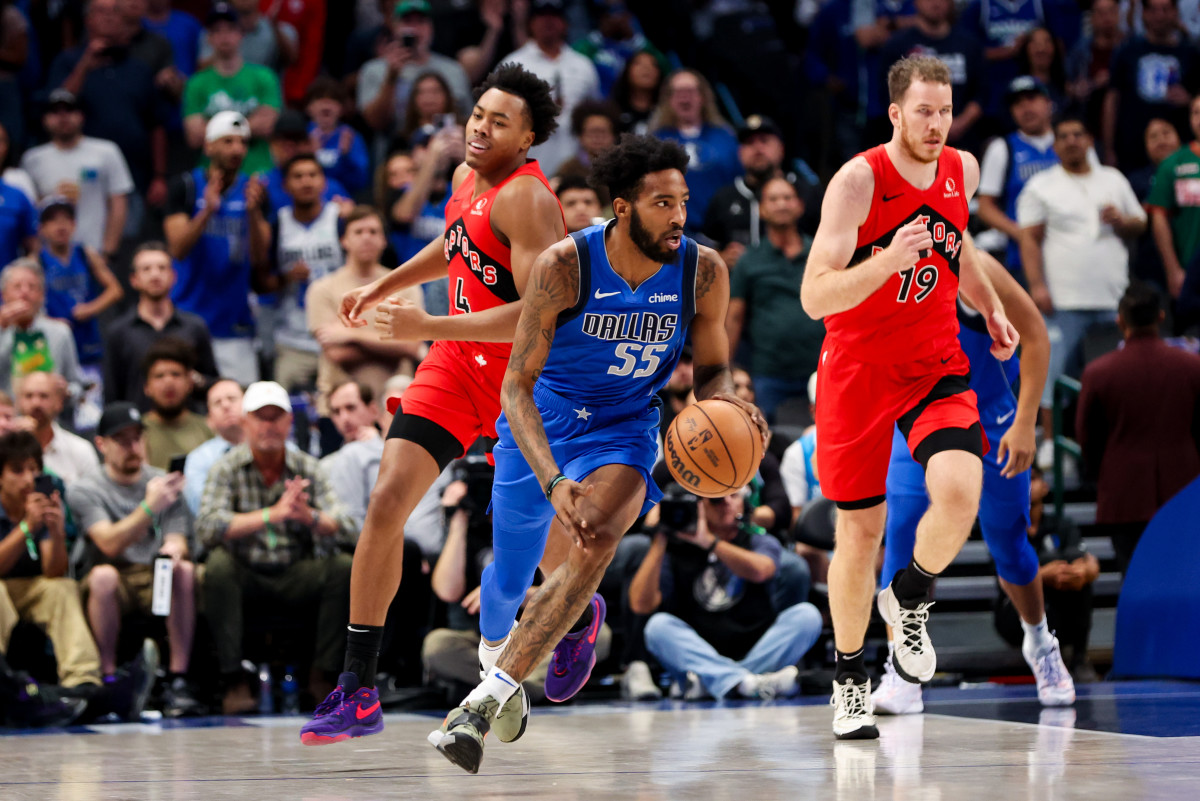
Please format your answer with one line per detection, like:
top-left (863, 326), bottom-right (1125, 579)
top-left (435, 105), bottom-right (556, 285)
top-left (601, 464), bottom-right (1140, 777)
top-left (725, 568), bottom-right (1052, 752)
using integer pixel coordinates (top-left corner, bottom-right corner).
top-left (664, 399), bottom-right (764, 498)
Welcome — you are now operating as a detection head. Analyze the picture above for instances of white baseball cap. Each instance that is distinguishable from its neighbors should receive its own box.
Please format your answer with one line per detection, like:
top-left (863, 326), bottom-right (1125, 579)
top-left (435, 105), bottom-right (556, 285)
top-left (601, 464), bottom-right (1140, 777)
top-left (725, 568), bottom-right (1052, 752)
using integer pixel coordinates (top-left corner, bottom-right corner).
top-left (206, 110), bottom-right (250, 143)
top-left (242, 381), bottom-right (292, 414)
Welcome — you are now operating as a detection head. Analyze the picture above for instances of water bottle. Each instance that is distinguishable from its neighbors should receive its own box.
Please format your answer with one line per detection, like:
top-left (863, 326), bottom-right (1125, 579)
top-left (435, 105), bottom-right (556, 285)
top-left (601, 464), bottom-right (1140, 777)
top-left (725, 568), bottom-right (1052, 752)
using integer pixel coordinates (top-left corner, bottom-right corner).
top-left (281, 666), bottom-right (300, 715)
top-left (258, 662), bottom-right (275, 714)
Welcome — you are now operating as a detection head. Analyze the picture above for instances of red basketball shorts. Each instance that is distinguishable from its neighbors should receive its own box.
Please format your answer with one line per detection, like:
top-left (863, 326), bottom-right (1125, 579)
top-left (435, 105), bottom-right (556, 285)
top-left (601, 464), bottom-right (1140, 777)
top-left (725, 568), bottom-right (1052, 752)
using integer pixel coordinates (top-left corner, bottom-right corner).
top-left (814, 339), bottom-right (988, 509)
top-left (389, 340), bottom-right (508, 464)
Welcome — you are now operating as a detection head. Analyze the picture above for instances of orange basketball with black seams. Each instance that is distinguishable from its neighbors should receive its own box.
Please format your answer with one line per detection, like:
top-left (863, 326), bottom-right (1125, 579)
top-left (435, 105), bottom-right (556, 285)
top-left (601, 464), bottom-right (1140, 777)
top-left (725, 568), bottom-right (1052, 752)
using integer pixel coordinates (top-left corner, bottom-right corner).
top-left (664, 399), bottom-right (764, 498)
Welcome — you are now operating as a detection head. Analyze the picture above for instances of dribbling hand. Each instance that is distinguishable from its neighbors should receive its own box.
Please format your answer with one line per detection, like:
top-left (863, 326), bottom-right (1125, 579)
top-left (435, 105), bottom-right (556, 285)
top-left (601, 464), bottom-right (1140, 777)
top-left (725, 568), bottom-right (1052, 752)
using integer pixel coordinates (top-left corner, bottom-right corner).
top-left (710, 392), bottom-right (769, 449)
top-left (886, 218), bottom-right (934, 270)
top-left (549, 477), bottom-right (595, 550)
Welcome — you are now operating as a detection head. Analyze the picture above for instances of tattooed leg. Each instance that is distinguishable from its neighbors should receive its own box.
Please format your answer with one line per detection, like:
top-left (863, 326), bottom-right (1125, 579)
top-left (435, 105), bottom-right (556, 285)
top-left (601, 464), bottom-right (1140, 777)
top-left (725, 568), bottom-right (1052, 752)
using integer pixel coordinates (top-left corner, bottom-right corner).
top-left (496, 463), bottom-right (647, 682)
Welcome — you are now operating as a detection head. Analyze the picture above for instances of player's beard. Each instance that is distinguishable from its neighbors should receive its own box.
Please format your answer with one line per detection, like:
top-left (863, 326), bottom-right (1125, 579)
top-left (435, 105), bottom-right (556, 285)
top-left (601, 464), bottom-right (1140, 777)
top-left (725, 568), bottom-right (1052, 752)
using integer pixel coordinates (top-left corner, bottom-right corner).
top-left (897, 114), bottom-right (943, 165)
top-left (630, 206), bottom-right (678, 264)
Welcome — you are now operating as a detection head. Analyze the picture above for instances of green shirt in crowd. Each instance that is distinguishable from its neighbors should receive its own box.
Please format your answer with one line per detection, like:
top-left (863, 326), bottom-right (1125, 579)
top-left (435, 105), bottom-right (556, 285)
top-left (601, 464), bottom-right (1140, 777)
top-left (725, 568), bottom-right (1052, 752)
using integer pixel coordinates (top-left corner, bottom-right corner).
top-left (183, 64), bottom-right (282, 175)
top-left (143, 410), bottom-right (214, 472)
top-left (729, 235), bottom-right (825, 380)
top-left (1147, 142), bottom-right (1200, 269)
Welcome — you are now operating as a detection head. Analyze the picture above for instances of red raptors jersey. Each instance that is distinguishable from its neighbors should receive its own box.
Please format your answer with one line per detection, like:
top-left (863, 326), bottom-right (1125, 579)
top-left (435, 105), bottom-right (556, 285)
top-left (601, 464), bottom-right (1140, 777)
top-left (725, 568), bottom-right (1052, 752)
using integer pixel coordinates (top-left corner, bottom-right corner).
top-left (442, 159), bottom-right (565, 359)
top-left (824, 144), bottom-right (969, 364)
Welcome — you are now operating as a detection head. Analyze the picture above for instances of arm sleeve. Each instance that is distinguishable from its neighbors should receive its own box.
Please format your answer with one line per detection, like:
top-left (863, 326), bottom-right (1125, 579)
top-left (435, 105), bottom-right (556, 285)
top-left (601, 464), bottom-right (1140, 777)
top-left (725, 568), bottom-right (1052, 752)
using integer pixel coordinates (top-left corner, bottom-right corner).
top-left (778, 442), bottom-right (812, 507)
top-left (165, 173), bottom-right (191, 217)
top-left (1115, 172), bottom-right (1147, 220)
top-left (978, 138), bottom-right (1009, 198)
top-left (312, 462), bottom-right (358, 547)
top-left (103, 142), bottom-right (136, 197)
top-left (1145, 157), bottom-right (1176, 210)
top-left (65, 483), bottom-right (110, 537)
top-left (160, 496), bottom-right (192, 546)
top-left (195, 456), bottom-right (237, 549)
top-left (1015, 178), bottom-right (1048, 227)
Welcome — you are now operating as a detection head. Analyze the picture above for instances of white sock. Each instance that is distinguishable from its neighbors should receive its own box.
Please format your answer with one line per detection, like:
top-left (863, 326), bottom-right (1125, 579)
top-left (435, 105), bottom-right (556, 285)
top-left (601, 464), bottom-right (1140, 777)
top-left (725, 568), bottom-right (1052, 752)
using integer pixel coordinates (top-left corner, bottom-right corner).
top-left (478, 632), bottom-right (511, 675)
top-left (463, 666), bottom-right (521, 708)
top-left (736, 672), bottom-right (759, 697)
top-left (1022, 617), bottom-right (1053, 654)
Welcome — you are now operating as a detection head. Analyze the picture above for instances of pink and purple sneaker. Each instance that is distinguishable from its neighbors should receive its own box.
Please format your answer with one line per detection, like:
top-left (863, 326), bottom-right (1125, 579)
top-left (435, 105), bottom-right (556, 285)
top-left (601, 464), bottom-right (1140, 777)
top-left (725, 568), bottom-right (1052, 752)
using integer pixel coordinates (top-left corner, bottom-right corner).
top-left (299, 673), bottom-right (383, 746)
top-left (545, 594), bottom-right (606, 703)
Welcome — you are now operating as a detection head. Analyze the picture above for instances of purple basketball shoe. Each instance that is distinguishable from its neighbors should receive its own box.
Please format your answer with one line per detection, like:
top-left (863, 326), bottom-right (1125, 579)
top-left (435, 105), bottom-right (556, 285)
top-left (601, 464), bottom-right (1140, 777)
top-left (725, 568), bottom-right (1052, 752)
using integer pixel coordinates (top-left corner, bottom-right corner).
top-left (545, 594), bottom-right (606, 702)
top-left (300, 673), bottom-right (383, 745)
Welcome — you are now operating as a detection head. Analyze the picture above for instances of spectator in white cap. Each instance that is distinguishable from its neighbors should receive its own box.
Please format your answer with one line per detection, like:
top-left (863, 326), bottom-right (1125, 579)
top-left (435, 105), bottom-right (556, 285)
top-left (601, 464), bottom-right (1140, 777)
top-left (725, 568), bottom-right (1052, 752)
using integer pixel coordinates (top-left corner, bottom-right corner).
top-left (164, 110), bottom-right (267, 386)
top-left (195, 380), bottom-right (356, 714)
top-left (182, 2), bottom-right (282, 175)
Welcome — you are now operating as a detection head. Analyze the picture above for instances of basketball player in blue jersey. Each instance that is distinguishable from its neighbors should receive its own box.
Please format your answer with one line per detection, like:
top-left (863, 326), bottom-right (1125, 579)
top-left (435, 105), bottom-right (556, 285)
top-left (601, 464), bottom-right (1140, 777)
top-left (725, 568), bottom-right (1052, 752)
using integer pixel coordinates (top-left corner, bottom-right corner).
top-left (428, 135), bottom-right (768, 774)
top-left (873, 249), bottom-right (1076, 712)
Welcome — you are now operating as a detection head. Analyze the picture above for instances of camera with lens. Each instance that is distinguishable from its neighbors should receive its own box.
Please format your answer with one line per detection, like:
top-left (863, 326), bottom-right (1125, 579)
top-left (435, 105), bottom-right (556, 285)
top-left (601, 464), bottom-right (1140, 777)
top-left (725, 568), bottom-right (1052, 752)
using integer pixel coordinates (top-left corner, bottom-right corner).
top-left (451, 453), bottom-right (495, 518)
top-left (658, 483), bottom-right (699, 533)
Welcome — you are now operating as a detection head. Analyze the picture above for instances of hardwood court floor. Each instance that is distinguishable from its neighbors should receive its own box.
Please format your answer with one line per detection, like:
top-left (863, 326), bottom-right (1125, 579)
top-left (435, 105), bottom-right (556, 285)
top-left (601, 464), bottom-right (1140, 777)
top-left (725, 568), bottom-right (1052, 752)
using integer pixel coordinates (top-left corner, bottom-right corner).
top-left (3, 682), bottom-right (1199, 801)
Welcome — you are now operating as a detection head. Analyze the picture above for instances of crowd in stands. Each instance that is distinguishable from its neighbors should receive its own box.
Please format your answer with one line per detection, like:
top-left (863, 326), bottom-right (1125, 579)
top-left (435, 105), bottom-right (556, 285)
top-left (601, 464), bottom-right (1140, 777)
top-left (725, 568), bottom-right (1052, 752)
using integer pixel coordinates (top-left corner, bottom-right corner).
top-left (2, 0), bottom-right (1200, 726)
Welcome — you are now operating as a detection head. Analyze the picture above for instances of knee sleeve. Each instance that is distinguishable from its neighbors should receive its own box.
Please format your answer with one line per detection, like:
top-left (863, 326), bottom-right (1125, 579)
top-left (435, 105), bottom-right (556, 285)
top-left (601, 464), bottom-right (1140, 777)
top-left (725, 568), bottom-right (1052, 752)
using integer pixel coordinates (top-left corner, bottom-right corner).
top-left (880, 491), bottom-right (928, 589)
top-left (984, 517), bottom-right (1041, 587)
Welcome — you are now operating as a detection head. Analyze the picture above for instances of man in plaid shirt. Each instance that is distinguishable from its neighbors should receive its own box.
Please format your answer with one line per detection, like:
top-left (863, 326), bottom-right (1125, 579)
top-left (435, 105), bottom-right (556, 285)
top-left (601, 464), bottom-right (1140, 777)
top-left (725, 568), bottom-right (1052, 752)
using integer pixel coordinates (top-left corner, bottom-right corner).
top-left (197, 381), bottom-right (356, 715)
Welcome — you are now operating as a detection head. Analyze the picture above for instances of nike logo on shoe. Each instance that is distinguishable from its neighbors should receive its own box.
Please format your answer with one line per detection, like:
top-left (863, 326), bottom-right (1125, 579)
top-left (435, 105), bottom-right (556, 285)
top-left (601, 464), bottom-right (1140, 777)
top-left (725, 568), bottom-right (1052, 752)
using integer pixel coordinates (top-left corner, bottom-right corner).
top-left (356, 701), bottom-right (381, 719)
top-left (594, 289), bottom-right (620, 299)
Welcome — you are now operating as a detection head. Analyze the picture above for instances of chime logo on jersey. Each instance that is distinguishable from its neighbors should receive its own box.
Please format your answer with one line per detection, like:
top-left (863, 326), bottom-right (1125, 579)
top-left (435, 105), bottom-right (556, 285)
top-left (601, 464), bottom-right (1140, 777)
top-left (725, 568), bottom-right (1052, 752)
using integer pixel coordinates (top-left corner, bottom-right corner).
top-left (581, 311), bottom-right (678, 344)
top-left (444, 222), bottom-right (499, 285)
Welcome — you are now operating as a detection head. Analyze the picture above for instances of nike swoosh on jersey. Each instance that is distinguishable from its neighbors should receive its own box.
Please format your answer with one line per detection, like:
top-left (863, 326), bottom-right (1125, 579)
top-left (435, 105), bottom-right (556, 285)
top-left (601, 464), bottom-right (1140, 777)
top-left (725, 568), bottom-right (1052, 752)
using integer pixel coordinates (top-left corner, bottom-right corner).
top-left (356, 701), bottom-right (381, 719)
top-left (594, 289), bottom-right (621, 299)
top-left (996, 410), bottom-right (1015, 425)
top-left (882, 193), bottom-right (904, 202)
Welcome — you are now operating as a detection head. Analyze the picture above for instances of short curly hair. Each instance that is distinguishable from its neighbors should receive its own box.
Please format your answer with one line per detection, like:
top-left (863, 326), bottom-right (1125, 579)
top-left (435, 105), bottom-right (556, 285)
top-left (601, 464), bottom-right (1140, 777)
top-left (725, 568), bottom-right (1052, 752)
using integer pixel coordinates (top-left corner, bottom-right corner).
top-left (589, 134), bottom-right (689, 203)
top-left (474, 63), bottom-right (560, 146)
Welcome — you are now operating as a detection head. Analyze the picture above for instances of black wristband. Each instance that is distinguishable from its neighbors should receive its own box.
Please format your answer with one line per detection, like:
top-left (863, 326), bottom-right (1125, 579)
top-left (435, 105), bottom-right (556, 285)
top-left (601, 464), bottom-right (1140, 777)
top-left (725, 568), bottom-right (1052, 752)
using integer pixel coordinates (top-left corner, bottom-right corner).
top-left (544, 472), bottom-right (568, 500)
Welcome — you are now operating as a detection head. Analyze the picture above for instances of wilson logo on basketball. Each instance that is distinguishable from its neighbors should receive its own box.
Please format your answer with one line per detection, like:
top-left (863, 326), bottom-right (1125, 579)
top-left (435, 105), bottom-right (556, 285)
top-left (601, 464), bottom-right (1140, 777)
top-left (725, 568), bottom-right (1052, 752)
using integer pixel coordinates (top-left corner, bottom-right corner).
top-left (665, 436), bottom-right (702, 489)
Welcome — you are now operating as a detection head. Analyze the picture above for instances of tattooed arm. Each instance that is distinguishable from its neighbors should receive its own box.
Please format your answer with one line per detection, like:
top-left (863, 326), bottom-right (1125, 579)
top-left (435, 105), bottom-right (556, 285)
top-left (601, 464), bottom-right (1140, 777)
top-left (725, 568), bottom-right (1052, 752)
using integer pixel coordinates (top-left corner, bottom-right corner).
top-left (690, 246), bottom-right (769, 441)
top-left (500, 238), bottom-right (593, 543)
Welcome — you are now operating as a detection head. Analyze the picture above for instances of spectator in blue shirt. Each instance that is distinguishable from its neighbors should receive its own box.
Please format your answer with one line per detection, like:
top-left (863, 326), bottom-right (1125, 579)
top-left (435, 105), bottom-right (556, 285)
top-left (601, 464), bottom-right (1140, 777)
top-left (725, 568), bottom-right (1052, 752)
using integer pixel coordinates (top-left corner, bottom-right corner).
top-left (0, 179), bottom-right (36, 267)
top-left (305, 78), bottom-right (370, 197)
top-left (262, 110), bottom-right (349, 220)
top-left (36, 197), bottom-right (123, 367)
top-left (142, 0), bottom-right (202, 77)
top-left (163, 111), bottom-right (263, 386)
top-left (650, 69), bottom-right (740, 234)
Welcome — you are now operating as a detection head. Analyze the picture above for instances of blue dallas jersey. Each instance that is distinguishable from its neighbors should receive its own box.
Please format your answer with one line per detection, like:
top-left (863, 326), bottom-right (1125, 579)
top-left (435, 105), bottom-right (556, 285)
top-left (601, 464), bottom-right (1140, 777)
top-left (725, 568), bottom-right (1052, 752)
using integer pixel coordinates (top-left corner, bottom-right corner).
top-left (957, 298), bottom-right (1020, 419)
top-left (41, 245), bottom-right (102, 364)
top-left (536, 220), bottom-right (698, 408)
top-left (1002, 132), bottom-right (1059, 270)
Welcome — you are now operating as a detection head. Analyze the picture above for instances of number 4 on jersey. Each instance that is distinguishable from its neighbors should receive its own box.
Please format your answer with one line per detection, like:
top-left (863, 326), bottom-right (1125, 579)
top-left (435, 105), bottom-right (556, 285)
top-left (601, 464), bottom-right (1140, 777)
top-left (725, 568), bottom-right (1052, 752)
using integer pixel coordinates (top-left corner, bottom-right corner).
top-left (454, 277), bottom-right (471, 313)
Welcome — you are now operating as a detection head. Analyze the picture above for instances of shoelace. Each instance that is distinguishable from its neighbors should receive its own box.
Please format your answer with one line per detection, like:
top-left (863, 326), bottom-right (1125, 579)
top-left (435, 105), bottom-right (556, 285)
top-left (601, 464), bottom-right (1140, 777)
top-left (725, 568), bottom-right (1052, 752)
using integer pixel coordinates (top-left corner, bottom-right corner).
top-left (551, 637), bottom-right (588, 677)
top-left (313, 688), bottom-right (346, 717)
top-left (1038, 647), bottom-right (1068, 687)
top-left (831, 681), bottom-right (870, 717)
top-left (896, 604), bottom-right (931, 655)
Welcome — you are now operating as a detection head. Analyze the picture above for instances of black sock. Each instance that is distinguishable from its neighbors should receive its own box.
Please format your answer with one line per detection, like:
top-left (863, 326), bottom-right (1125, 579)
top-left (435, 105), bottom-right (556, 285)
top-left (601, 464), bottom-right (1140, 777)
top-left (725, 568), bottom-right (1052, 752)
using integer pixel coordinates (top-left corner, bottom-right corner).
top-left (891, 558), bottom-right (937, 609)
top-left (835, 649), bottom-right (867, 683)
top-left (343, 624), bottom-right (384, 691)
top-left (567, 603), bottom-right (595, 636)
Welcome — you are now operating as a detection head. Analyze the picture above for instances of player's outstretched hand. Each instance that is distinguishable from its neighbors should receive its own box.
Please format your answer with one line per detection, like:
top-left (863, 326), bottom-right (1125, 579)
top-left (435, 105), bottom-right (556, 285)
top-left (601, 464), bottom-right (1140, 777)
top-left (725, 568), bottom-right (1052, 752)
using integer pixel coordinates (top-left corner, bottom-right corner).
top-left (996, 420), bottom-right (1036, 479)
top-left (710, 392), bottom-right (769, 449)
top-left (885, 217), bottom-right (934, 270)
top-left (339, 281), bottom-right (384, 328)
top-left (987, 309), bottom-right (1019, 360)
top-left (549, 478), bottom-right (595, 550)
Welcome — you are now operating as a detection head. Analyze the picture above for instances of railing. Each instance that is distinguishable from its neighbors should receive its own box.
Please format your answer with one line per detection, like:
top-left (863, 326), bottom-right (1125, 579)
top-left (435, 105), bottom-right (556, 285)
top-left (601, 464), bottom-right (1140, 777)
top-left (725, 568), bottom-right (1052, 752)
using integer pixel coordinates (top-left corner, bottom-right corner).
top-left (1051, 375), bottom-right (1082, 522)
